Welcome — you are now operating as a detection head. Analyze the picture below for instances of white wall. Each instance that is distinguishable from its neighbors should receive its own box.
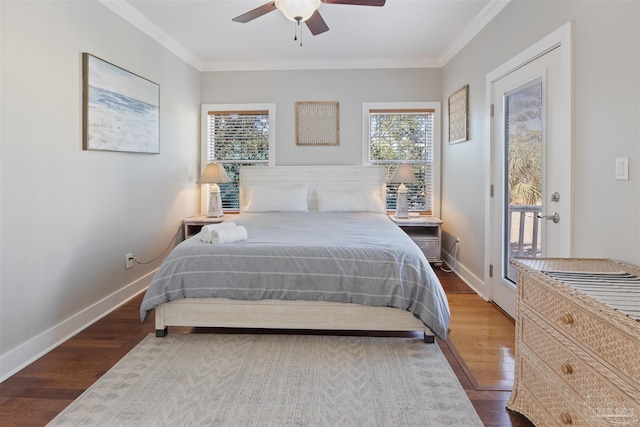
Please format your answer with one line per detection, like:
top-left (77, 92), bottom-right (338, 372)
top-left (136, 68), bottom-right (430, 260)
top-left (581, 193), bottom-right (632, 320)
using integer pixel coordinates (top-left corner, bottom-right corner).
top-left (441, 0), bottom-right (640, 290)
top-left (201, 68), bottom-right (442, 166)
top-left (0, 1), bottom-right (201, 380)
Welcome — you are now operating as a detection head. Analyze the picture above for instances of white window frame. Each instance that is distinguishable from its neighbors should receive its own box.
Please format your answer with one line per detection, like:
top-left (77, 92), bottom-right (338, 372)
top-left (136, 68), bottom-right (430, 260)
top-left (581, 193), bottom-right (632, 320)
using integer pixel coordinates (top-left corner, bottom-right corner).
top-left (200, 103), bottom-right (276, 213)
top-left (361, 102), bottom-right (441, 217)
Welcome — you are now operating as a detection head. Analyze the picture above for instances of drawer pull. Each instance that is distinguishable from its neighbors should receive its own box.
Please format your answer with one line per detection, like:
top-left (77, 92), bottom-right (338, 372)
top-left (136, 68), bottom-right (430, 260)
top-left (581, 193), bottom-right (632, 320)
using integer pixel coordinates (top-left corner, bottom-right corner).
top-left (560, 413), bottom-right (572, 424)
top-left (561, 314), bottom-right (574, 324)
top-left (561, 364), bottom-right (573, 375)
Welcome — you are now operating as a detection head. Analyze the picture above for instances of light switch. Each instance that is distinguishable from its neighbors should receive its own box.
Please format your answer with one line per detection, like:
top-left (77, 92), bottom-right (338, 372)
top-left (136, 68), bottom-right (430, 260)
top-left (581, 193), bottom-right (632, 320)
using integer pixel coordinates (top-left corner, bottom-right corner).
top-left (615, 157), bottom-right (629, 181)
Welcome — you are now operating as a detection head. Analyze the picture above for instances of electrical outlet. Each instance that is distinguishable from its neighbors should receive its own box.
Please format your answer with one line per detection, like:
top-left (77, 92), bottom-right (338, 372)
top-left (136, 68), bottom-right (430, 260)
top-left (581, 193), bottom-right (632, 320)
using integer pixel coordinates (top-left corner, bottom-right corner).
top-left (125, 253), bottom-right (134, 269)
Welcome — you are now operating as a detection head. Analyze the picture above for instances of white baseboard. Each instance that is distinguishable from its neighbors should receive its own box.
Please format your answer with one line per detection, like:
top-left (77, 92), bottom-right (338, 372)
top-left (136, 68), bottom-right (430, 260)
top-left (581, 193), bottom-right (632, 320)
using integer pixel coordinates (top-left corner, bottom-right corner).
top-left (441, 249), bottom-right (488, 300)
top-left (0, 270), bottom-right (157, 383)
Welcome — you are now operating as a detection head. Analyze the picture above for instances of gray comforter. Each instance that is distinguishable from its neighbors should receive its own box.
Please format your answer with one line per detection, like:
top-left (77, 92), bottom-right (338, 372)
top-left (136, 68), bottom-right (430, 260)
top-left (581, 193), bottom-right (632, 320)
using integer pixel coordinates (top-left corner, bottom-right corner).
top-left (140, 212), bottom-right (450, 339)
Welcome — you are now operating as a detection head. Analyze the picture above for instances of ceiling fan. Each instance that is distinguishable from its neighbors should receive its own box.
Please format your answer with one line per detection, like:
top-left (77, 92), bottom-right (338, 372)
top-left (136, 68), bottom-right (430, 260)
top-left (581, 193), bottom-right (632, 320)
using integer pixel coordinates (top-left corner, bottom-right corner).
top-left (232, 0), bottom-right (386, 37)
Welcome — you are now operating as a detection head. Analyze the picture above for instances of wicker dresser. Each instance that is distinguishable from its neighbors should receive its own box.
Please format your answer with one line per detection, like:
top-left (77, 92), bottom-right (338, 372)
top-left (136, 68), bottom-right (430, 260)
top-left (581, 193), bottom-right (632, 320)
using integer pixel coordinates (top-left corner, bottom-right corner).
top-left (508, 258), bottom-right (640, 426)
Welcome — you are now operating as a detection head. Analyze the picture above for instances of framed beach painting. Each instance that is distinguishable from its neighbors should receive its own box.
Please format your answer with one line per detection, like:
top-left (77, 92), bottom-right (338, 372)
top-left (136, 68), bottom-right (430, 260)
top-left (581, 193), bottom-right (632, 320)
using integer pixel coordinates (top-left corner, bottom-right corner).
top-left (83, 53), bottom-right (160, 153)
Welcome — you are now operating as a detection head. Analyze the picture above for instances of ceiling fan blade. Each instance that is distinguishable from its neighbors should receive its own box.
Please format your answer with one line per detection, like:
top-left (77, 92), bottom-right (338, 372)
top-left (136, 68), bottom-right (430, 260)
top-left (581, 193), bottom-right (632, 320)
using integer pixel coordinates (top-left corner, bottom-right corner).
top-left (305, 11), bottom-right (329, 36)
top-left (321, 0), bottom-right (385, 6)
top-left (232, 1), bottom-right (277, 23)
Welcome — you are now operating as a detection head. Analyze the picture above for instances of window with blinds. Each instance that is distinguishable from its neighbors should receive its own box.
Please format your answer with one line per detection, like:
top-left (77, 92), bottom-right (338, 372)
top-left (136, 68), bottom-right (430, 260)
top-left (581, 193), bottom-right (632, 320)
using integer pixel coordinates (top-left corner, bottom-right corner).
top-left (366, 108), bottom-right (435, 212)
top-left (206, 109), bottom-right (272, 210)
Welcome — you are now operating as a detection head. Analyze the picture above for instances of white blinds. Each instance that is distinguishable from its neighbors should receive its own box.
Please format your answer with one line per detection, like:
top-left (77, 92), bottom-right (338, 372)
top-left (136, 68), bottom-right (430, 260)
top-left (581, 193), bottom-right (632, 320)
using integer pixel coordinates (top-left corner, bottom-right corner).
top-left (368, 110), bottom-right (434, 212)
top-left (207, 111), bottom-right (270, 210)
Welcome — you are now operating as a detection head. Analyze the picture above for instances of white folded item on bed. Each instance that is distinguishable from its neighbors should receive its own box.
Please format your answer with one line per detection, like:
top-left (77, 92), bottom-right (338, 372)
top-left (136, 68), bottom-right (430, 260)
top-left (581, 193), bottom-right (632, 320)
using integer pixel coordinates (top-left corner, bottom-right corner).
top-left (200, 221), bottom-right (240, 243)
top-left (209, 225), bottom-right (248, 244)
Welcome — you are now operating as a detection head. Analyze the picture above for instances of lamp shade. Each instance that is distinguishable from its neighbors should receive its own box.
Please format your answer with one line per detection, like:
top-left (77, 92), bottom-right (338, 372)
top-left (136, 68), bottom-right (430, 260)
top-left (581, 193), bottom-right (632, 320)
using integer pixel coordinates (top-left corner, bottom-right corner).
top-left (390, 163), bottom-right (418, 184)
top-left (197, 162), bottom-right (232, 184)
top-left (275, 0), bottom-right (321, 22)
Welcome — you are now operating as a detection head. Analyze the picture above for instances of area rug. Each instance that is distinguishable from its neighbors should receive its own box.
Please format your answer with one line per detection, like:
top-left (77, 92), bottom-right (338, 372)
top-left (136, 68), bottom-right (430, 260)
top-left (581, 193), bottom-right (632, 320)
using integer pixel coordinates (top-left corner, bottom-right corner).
top-left (48, 333), bottom-right (483, 426)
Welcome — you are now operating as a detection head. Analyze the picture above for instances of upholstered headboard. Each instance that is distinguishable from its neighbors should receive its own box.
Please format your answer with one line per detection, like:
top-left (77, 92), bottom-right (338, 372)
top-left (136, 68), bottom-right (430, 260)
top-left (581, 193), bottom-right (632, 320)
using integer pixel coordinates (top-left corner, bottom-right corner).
top-left (239, 166), bottom-right (387, 213)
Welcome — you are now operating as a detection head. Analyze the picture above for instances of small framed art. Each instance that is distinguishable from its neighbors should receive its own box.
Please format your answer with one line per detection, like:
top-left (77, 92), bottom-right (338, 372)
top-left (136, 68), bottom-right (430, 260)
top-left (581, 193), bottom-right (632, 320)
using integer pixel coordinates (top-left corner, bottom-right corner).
top-left (83, 53), bottom-right (160, 153)
top-left (296, 101), bottom-right (339, 146)
top-left (448, 85), bottom-right (469, 144)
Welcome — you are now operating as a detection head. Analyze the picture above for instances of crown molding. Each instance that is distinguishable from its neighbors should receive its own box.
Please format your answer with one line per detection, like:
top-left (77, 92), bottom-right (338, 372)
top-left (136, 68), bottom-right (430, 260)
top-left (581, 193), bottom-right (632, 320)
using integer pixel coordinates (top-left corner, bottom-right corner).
top-left (99, 0), bottom-right (204, 71)
top-left (439, 0), bottom-right (511, 67)
top-left (201, 57), bottom-right (442, 72)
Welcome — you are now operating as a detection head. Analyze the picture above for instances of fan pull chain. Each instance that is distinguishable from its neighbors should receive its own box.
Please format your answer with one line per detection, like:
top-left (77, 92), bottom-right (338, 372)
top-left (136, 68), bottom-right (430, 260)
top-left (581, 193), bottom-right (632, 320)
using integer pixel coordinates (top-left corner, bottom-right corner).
top-left (293, 18), bottom-right (302, 47)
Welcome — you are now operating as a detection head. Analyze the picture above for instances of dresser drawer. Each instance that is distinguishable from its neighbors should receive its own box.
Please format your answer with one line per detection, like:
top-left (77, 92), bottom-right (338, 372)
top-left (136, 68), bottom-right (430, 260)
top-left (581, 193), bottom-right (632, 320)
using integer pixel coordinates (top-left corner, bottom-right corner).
top-left (520, 311), bottom-right (639, 415)
top-left (520, 275), bottom-right (640, 387)
top-left (510, 356), bottom-right (589, 426)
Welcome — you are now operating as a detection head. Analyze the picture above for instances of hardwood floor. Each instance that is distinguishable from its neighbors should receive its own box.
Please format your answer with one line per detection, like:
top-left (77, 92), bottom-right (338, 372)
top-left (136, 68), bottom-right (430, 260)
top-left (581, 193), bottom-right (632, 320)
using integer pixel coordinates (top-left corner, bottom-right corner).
top-left (436, 270), bottom-right (533, 427)
top-left (0, 270), bottom-right (534, 426)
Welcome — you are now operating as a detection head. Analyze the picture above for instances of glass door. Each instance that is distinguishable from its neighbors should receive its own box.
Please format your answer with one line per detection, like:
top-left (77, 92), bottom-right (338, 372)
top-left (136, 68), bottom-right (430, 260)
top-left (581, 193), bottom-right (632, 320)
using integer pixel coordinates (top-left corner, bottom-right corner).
top-left (489, 45), bottom-right (571, 318)
top-left (503, 79), bottom-right (543, 283)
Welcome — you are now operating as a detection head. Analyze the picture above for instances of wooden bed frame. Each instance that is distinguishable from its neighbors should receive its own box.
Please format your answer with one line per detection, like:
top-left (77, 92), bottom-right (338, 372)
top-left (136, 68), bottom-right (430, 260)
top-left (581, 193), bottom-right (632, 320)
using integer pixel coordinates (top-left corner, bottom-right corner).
top-left (155, 166), bottom-right (435, 343)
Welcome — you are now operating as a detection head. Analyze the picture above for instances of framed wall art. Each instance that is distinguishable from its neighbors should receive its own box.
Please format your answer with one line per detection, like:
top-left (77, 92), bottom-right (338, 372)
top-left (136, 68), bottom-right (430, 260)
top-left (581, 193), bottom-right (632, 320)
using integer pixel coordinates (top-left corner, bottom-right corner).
top-left (448, 85), bottom-right (469, 144)
top-left (296, 101), bottom-right (339, 146)
top-left (83, 53), bottom-right (160, 153)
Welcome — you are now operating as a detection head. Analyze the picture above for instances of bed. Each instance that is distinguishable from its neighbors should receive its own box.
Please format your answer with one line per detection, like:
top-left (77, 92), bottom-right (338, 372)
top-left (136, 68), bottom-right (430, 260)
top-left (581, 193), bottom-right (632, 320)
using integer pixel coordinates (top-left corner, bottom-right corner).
top-left (140, 166), bottom-right (450, 342)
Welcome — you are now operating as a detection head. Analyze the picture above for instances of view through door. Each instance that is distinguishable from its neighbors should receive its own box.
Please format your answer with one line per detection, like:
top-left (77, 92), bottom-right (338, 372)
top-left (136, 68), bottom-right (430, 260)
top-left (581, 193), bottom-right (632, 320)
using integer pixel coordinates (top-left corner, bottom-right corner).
top-left (487, 38), bottom-right (572, 318)
top-left (503, 78), bottom-right (544, 283)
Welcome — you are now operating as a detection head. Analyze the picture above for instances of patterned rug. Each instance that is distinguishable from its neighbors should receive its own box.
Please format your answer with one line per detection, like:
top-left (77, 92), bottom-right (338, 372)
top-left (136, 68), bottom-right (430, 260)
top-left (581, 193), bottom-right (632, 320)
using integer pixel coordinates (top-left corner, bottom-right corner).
top-left (48, 333), bottom-right (483, 426)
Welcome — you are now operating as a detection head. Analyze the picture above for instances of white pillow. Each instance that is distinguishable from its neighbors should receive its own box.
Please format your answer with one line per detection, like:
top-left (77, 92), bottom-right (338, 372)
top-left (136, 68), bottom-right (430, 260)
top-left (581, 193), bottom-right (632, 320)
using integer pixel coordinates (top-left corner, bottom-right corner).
top-left (316, 189), bottom-right (384, 213)
top-left (244, 185), bottom-right (309, 212)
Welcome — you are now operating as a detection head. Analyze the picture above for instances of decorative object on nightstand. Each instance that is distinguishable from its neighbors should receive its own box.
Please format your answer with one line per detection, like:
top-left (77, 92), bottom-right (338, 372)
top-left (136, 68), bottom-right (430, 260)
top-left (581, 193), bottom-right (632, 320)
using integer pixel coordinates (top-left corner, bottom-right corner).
top-left (390, 163), bottom-right (418, 219)
top-left (197, 162), bottom-right (232, 217)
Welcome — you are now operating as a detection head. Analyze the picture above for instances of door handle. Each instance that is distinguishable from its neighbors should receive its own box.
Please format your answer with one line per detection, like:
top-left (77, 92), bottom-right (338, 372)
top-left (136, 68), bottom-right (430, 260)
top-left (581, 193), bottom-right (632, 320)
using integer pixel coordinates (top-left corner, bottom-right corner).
top-left (538, 212), bottom-right (560, 223)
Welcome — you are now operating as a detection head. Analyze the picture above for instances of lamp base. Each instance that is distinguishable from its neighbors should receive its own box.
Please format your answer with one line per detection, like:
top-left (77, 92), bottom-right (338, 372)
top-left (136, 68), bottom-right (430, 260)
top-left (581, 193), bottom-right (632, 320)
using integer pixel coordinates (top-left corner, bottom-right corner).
top-left (207, 189), bottom-right (224, 218)
top-left (394, 191), bottom-right (409, 219)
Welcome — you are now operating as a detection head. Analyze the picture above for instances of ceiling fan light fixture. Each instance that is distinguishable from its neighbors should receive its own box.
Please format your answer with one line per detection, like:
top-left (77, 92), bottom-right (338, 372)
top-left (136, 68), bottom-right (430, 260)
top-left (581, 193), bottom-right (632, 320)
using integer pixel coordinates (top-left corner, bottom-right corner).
top-left (275, 0), bottom-right (321, 22)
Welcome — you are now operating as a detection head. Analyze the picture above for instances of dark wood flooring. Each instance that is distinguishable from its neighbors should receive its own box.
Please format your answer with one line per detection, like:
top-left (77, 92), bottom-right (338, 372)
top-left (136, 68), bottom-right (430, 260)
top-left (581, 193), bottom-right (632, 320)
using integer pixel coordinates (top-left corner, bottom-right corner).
top-left (0, 270), bottom-right (534, 426)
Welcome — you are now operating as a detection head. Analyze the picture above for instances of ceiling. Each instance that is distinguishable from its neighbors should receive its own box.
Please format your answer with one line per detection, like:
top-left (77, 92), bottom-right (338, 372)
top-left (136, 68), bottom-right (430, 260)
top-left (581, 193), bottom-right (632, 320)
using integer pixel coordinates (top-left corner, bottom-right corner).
top-left (105, 0), bottom-right (511, 71)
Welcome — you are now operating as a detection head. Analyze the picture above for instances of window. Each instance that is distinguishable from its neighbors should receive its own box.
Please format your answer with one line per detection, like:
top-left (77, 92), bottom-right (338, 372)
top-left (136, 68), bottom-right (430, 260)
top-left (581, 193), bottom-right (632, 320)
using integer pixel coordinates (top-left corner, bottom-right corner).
top-left (201, 104), bottom-right (276, 211)
top-left (362, 102), bottom-right (440, 214)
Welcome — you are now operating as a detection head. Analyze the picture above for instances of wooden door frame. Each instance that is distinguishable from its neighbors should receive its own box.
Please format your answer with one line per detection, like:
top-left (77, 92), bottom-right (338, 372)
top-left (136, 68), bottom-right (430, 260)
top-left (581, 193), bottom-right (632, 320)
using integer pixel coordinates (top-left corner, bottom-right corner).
top-left (483, 22), bottom-right (574, 301)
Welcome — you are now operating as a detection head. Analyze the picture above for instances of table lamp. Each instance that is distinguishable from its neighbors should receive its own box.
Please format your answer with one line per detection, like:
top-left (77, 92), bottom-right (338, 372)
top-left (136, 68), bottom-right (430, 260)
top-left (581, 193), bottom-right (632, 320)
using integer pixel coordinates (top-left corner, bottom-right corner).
top-left (390, 163), bottom-right (418, 219)
top-left (197, 162), bottom-right (232, 217)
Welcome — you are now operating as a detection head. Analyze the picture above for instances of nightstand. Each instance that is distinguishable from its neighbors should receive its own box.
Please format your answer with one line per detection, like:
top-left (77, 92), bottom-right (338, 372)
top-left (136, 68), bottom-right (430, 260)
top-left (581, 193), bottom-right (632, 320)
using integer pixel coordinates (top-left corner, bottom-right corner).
top-left (389, 215), bottom-right (443, 265)
top-left (183, 214), bottom-right (237, 239)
